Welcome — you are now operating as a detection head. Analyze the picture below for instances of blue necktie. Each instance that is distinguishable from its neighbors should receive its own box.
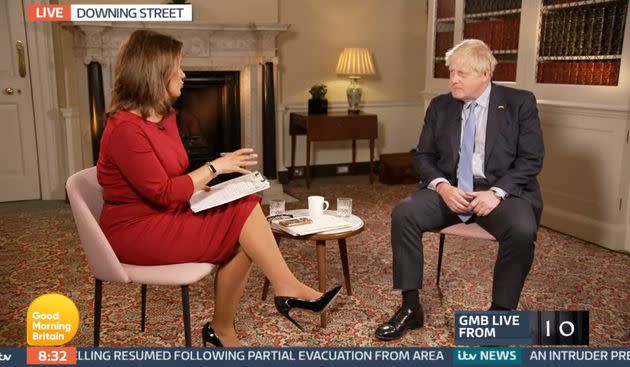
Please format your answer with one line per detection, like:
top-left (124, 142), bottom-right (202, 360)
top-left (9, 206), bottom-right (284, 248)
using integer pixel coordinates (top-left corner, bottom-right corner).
top-left (457, 102), bottom-right (477, 222)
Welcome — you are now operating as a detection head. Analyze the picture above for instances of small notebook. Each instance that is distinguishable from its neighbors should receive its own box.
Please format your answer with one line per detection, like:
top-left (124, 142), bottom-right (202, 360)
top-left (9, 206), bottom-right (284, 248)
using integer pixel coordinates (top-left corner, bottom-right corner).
top-left (270, 214), bottom-right (352, 236)
top-left (189, 171), bottom-right (270, 213)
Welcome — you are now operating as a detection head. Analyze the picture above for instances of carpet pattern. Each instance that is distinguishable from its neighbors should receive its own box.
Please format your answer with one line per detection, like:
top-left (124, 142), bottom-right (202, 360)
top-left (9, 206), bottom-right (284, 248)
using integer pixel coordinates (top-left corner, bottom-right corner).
top-left (0, 177), bottom-right (628, 347)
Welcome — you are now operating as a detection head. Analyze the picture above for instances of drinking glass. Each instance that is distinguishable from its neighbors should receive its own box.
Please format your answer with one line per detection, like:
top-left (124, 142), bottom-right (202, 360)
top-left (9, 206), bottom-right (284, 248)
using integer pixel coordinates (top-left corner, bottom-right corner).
top-left (269, 199), bottom-right (285, 216)
top-left (337, 197), bottom-right (352, 217)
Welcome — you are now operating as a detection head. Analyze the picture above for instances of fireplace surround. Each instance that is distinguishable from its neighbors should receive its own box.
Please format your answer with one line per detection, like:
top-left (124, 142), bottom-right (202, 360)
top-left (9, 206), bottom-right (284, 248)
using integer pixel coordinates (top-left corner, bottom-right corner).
top-left (64, 22), bottom-right (289, 178)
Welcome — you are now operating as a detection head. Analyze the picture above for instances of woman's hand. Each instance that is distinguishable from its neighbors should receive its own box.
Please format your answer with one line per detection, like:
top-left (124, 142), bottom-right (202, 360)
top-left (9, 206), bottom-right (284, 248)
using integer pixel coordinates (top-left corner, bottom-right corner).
top-left (187, 148), bottom-right (258, 192)
top-left (210, 148), bottom-right (258, 175)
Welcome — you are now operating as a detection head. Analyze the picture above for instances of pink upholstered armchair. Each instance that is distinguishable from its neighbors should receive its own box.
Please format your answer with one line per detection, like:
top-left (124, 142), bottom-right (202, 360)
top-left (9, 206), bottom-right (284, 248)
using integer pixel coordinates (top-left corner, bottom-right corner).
top-left (66, 167), bottom-right (215, 346)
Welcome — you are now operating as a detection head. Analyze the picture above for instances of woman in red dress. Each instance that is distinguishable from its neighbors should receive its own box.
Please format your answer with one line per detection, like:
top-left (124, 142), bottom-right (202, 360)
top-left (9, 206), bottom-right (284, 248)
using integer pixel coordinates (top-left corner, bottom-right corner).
top-left (97, 30), bottom-right (341, 347)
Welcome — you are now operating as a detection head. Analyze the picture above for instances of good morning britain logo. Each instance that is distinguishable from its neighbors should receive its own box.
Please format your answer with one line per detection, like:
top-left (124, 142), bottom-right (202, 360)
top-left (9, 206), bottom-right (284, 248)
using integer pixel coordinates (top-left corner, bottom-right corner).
top-left (28, 4), bottom-right (192, 22)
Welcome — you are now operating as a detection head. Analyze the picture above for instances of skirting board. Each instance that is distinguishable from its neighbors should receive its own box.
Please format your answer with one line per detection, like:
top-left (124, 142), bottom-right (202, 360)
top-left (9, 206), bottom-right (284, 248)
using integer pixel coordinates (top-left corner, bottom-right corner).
top-left (541, 206), bottom-right (627, 252)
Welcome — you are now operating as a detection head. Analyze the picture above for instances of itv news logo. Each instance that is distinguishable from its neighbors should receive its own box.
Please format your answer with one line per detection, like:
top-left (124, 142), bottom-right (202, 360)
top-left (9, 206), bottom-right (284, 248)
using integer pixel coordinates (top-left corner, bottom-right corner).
top-left (28, 4), bottom-right (192, 22)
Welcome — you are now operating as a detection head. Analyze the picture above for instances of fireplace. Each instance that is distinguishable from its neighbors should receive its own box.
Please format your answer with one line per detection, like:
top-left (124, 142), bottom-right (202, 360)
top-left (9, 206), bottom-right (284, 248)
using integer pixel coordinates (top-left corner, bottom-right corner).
top-left (174, 71), bottom-right (241, 170)
top-left (64, 22), bottom-right (289, 177)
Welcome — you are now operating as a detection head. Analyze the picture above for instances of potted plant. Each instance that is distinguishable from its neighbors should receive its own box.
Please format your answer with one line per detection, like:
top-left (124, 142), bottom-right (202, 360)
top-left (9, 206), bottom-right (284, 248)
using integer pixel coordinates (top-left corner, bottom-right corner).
top-left (308, 84), bottom-right (328, 114)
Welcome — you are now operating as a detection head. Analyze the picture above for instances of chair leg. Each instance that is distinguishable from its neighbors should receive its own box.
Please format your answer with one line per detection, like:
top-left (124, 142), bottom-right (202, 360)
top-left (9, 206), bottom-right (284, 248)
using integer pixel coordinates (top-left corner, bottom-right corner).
top-left (436, 234), bottom-right (446, 286)
top-left (181, 285), bottom-right (191, 347)
top-left (140, 284), bottom-right (147, 332)
top-left (94, 278), bottom-right (102, 347)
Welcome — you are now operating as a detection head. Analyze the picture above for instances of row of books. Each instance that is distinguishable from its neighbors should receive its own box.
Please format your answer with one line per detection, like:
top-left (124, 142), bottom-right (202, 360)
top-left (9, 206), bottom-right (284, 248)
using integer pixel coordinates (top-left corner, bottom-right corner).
top-left (435, 31), bottom-right (454, 58)
top-left (492, 62), bottom-right (517, 82)
top-left (536, 60), bottom-right (621, 85)
top-left (464, 17), bottom-right (520, 51)
top-left (543, 0), bottom-right (591, 5)
top-left (434, 61), bottom-right (449, 79)
top-left (465, 0), bottom-right (522, 15)
top-left (539, 2), bottom-right (627, 57)
top-left (436, 0), bottom-right (455, 19)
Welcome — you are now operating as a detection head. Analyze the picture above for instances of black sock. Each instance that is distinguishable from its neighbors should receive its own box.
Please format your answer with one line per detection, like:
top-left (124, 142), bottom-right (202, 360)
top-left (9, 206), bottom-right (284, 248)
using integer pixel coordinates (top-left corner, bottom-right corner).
top-left (489, 302), bottom-right (511, 311)
top-left (402, 290), bottom-right (420, 312)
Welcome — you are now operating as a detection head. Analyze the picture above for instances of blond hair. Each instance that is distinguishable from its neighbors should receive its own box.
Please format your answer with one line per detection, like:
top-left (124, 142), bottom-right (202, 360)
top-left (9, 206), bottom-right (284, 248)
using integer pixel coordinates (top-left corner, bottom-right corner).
top-left (445, 39), bottom-right (497, 75)
top-left (108, 30), bottom-right (183, 118)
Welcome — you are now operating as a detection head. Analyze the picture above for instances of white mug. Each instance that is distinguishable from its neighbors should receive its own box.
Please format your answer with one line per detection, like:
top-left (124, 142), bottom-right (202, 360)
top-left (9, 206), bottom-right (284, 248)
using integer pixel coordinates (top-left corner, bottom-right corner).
top-left (308, 196), bottom-right (329, 218)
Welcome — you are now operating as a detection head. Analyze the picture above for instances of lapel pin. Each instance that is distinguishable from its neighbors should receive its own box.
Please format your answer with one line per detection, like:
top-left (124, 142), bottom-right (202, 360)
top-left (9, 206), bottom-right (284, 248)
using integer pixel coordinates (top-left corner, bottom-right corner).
top-left (498, 105), bottom-right (505, 109)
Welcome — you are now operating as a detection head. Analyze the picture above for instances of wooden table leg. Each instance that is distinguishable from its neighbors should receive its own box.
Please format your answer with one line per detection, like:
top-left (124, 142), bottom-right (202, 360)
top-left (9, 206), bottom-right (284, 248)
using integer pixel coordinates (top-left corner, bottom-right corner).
top-left (316, 240), bottom-right (327, 327)
top-left (352, 139), bottom-right (356, 173)
top-left (306, 140), bottom-right (312, 188)
top-left (261, 235), bottom-right (281, 300)
top-left (290, 134), bottom-right (296, 180)
top-left (369, 138), bottom-right (375, 183)
top-left (338, 238), bottom-right (352, 296)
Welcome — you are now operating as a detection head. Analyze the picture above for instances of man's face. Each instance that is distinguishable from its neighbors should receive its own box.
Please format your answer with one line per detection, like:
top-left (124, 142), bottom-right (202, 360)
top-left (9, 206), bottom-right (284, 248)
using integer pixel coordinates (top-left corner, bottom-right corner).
top-left (449, 59), bottom-right (490, 101)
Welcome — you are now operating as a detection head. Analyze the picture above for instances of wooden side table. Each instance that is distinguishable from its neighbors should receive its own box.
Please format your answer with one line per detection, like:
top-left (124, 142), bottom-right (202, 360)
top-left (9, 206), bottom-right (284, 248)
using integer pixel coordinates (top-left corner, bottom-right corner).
top-left (261, 210), bottom-right (364, 328)
top-left (289, 112), bottom-right (378, 188)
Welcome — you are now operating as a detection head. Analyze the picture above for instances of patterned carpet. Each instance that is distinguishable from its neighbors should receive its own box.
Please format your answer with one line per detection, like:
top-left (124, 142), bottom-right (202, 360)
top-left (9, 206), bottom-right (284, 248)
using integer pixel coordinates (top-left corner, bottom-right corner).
top-left (0, 176), bottom-right (628, 347)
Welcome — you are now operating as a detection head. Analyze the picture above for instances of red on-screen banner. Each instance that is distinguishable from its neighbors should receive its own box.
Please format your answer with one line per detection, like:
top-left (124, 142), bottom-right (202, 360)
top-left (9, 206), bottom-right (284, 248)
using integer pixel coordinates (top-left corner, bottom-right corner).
top-left (26, 347), bottom-right (77, 365)
top-left (28, 4), bottom-right (70, 21)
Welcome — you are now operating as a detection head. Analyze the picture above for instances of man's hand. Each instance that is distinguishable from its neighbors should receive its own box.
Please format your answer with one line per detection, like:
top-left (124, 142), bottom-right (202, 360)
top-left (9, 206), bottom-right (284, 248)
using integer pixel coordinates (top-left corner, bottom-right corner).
top-left (436, 183), bottom-right (474, 213)
top-left (468, 190), bottom-right (501, 216)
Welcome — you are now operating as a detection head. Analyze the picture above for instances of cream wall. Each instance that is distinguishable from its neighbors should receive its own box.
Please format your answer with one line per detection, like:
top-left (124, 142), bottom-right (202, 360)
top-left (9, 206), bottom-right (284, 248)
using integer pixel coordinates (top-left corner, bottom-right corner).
top-left (277, 0), bottom-right (428, 170)
top-left (279, 0), bottom-right (426, 103)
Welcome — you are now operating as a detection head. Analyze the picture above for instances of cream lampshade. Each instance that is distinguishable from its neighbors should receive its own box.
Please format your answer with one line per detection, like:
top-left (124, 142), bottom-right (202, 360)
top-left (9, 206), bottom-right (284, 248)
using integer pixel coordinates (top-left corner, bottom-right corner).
top-left (336, 48), bottom-right (376, 112)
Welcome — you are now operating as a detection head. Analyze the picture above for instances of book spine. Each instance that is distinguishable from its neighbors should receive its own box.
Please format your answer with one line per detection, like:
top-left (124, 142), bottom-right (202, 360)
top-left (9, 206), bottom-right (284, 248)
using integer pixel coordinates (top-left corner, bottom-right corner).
top-left (575, 8), bottom-right (586, 56)
top-left (603, 4), bottom-right (617, 56)
top-left (613, 2), bottom-right (627, 55)
top-left (593, 6), bottom-right (606, 55)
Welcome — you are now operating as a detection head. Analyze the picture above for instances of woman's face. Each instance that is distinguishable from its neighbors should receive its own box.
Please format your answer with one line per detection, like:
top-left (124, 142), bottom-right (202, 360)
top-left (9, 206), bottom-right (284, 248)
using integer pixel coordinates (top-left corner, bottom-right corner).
top-left (167, 55), bottom-right (185, 99)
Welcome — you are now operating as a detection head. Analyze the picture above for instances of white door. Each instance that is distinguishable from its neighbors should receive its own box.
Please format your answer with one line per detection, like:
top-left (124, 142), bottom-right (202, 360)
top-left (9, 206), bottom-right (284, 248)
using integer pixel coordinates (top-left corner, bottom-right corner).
top-left (0, 0), bottom-right (40, 201)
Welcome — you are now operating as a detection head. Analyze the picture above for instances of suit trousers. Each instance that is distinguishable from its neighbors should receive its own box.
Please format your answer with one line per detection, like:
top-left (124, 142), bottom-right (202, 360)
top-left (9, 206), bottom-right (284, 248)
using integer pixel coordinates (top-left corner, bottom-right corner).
top-left (391, 189), bottom-right (537, 309)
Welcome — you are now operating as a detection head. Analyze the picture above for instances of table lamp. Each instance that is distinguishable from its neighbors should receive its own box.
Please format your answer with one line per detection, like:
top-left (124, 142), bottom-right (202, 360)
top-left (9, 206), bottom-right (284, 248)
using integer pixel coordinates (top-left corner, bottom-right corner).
top-left (336, 48), bottom-right (376, 113)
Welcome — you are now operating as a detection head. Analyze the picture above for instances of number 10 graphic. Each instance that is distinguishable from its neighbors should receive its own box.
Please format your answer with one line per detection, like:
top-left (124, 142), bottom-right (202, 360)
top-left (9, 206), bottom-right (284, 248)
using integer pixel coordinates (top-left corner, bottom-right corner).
top-left (533, 311), bottom-right (589, 345)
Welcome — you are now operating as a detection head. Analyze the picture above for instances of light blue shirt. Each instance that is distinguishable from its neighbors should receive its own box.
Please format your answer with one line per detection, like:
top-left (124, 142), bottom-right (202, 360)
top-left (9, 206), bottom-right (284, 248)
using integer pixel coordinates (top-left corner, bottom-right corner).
top-left (428, 83), bottom-right (507, 199)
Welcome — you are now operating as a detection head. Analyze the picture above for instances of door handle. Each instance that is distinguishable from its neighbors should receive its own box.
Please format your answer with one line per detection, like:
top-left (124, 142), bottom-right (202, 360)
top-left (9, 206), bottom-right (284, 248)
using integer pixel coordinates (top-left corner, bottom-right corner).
top-left (16, 41), bottom-right (26, 78)
top-left (3, 87), bottom-right (21, 95)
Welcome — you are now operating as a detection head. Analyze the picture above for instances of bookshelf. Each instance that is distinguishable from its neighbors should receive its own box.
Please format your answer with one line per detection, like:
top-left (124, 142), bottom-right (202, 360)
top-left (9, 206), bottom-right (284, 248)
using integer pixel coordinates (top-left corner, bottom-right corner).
top-left (433, 0), bottom-right (455, 78)
top-left (431, 0), bottom-right (522, 81)
top-left (537, 0), bottom-right (627, 85)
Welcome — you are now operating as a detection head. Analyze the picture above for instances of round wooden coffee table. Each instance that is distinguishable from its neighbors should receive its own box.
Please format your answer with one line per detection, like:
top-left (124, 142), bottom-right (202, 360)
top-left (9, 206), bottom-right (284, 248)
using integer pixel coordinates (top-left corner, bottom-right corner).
top-left (262, 209), bottom-right (364, 327)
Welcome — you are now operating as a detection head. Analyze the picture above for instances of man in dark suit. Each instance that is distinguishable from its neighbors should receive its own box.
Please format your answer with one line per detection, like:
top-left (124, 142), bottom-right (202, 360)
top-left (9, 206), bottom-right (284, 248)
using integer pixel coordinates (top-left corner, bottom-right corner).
top-left (374, 39), bottom-right (544, 341)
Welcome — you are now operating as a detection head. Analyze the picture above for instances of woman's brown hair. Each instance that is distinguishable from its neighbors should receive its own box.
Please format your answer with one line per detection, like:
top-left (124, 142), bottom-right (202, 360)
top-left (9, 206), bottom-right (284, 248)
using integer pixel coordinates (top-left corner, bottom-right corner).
top-left (108, 30), bottom-right (183, 118)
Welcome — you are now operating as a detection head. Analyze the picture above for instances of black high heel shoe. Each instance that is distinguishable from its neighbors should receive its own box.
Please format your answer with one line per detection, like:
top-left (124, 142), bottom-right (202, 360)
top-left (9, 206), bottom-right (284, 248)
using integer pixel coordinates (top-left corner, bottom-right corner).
top-left (274, 285), bottom-right (343, 331)
top-left (201, 322), bottom-right (224, 347)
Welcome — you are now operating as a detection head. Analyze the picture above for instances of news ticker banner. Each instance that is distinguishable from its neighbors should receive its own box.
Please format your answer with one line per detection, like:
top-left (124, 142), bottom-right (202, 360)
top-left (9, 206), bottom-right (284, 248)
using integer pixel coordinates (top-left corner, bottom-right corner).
top-left (0, 347), bottom-right (629, 367)
top-left (28, 4), bottom-right (192, 22)
top-left (455, 311), bottom-right (590, 346)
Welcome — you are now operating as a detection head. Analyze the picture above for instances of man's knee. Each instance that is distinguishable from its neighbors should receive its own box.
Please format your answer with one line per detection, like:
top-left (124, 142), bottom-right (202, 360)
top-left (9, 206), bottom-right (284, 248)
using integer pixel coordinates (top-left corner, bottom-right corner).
top-left (506, 218), bottom-right (537, 252)
top-left (391, 197), bottom-right (417, 226)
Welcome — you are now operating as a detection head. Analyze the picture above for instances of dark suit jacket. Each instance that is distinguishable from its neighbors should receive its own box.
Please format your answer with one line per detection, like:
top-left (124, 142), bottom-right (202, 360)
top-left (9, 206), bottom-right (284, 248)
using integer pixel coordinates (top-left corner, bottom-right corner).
top-left (414, 83), bottom-right (544, 221)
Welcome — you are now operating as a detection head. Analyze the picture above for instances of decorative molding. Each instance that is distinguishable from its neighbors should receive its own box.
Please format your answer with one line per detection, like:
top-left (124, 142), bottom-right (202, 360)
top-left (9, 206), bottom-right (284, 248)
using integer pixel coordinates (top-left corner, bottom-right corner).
top-left (538, 102), bottom-right (630, 120)
top-left (280, 99), bottom-right (423, 112)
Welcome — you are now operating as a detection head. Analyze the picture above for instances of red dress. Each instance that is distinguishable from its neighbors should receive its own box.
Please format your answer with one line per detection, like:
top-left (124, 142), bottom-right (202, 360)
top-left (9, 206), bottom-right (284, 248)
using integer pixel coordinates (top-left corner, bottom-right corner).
top-left (97, 111), bottom-right (260, 265)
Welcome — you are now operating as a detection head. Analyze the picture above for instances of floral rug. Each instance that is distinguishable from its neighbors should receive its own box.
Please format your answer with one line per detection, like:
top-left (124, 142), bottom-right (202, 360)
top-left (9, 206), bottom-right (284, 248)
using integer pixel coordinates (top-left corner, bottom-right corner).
top-left (0, 177), bottom-right (628, 347)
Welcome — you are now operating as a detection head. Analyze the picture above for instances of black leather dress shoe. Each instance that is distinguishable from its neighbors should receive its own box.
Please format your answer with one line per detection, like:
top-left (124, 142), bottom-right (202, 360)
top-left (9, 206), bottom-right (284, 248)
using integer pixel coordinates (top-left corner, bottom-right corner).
top-left (374, 305), bottom-right (424, 341)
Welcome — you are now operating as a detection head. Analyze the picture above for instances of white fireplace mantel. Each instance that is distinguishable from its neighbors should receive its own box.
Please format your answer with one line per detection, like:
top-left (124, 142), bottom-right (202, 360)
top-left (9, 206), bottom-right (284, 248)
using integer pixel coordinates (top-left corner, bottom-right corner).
top-left (62, 22), bottom-right (289, 173)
